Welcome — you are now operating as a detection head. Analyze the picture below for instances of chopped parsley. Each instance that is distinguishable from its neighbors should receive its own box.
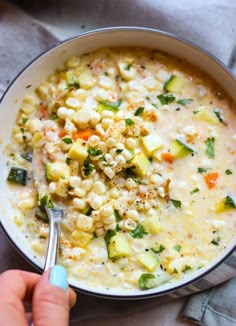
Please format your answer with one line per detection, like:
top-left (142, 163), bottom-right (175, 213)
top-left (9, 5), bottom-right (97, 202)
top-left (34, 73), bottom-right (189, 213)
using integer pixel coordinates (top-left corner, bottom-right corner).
top-left (66, 158), bottom-right (72, 165)
top-left (88, 148), bottom-right (103, 157)
top-left (213, 108), bottom-right (224, 123)
top-left (197, 167), bottom-right (209, 174)
top-left (151, 244), bottom-right (165, 254)
top-left (114, 209), bottom-right (122, 222)
top-left (104, 229), bottom-right (116, 259)
top-left (62, 137), bottom-right (73, 144)
top-left (182, 265), bottom-right (192, 273)
top-left (115, 149), bottom-right (124, 154)
top-left (68, 81), bottom-right (80, 89)
top-left (116, 224), bottom-right (121, 232)
top-left (103, 163), bottom-right (113, 167)
top-left (130, 223), bottom-right (148, 239)
top-left (134, 106), bottom-right (145, 116)
top-left (193, 110), bottom-right (200, 115)
top-left (211, 237), bottom-right (221, 246)
top-left (139, 273), bottom-right (156, 290)
top-left (99, 100), bottom-right (122, 112)
top-left (84, 206), bottom-right (93, 216)
top-left (225, 169), bottom-right (233, 175)
top-left (39, 194), bottom-right (54, 208)
top-left (224, 195), bottom-right (236, 208)
top-left (22, 117), bottom-right (28, 124)
top-left (125, 118), bottom-right (135, 126)
top-left (190, 188), bottom-right (199, 195)
top-left (170, 199), bottom-right (182, 208)
top-left (176, 99), bottom-right (193, 106)
top-left (157, 93), bottom-right (176, 105)
top-left (173, 244), bottom-right (181, 252)
top-left (205, 137), bottom-right (215, 159)
top-left (49, 112), bottom-right (58, 120)
top-left (83, 159), bottom-right (95, 176)
top-left (152, 103), bottom-right (159, 109)
top-left (125, 63), bottom-right (132, 71)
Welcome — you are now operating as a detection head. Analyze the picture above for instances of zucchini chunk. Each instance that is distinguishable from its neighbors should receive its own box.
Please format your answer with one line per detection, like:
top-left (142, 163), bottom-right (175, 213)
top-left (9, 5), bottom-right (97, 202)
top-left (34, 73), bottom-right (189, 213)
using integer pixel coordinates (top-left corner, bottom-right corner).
top-left (163, 75), bottom-right (183, 93)
top-left (141, 135), bottom-right (163, 156)
top-left (7, 167), bottom-right (28, 186)
top-left (106, 232), bottom-right (131, 259)
top-left (170, 139), bottom-right (194, 158)
top-left (137, 251), bottom-right (159, 272)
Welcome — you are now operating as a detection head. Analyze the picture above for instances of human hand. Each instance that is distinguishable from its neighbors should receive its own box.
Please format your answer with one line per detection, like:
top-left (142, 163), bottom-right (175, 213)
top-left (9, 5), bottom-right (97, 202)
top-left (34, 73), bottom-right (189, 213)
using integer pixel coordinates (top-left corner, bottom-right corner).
top-left (0, 266), bottom-right (77, 326)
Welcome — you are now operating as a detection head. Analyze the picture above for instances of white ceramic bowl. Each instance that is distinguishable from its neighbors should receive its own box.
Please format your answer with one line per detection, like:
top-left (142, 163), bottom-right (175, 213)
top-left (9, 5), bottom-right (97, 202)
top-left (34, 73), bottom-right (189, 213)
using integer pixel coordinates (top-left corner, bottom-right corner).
top-left (0, 27), bottom-right (236, 299)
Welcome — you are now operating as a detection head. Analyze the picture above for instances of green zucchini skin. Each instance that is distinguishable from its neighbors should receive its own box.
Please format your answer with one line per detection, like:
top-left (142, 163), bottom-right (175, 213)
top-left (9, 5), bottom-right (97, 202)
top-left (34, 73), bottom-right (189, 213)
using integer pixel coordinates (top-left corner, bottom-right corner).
top-left (7, 167), bottom-right (28, 186)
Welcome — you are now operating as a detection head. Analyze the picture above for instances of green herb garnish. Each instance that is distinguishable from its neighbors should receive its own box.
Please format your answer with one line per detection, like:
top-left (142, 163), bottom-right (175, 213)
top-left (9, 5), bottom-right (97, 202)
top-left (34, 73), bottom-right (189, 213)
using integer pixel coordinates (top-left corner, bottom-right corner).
top-left (22, 117), bottom-right (28, 124)
top-left (152, 103), bottom-right (159, 109)
top-left (151, 244), bottom-right (165, 254)
top-left (114, 209), bottom-right (121, 222)
top-left (211, 237), bottom-right (221, 246)
top-left (68, 81), bottom-right (80, 89)
top-left (116, 149), bottom-right (124, 154)
top-left (62, 137), bottom-right (73, 144)
top-left (130, 223), bottom-right (148, 239)
top-left (182, 265), bottom-right (192, 273)
top-left (125, 63), bottom-right (132, 71)
top-left (213, 108), bottom-right (224, 123)
top-left (190, 188), bottom-right (199, 195)
top-left (224, 195), bottom-right (236, 208)
top-left (170, 199), bottom-right (182, 208)
top-left (85, 206), bottom-right (93, 216)
top-left (176, 99), bottom-right (193, 106)
top-left (66, 158), bottom-right (72, 165)
top-left (225, 169), bottom-right (233, 175)
top-left (88, 148), bottom-right (103, 157)
top-left (157, 94), bottom-right (176, 105)
top-left (99, 100), bottom-right (122, 112)
top-left (125, 118), bottom-right (135, 126)
top-left (134, 106), bottom-right (145, 116)
top-left (83, 159), bottom-right (95, 176)
top-left (139, 273), bottom-right (156, 290)
top-left (205, 137), bottom-right (215, 159)
top-left (197, 167), bottom-right (209, 174)
top-left (49, 112), bottom-right (58, 120)
top-left (173, 244), bottom-right (181, 252)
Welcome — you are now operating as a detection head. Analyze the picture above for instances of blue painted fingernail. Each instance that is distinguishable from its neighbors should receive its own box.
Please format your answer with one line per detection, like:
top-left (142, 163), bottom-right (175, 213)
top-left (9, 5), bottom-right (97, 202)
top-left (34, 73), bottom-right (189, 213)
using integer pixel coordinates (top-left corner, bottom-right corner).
top-left (49, 265), bottom-right (68, 291)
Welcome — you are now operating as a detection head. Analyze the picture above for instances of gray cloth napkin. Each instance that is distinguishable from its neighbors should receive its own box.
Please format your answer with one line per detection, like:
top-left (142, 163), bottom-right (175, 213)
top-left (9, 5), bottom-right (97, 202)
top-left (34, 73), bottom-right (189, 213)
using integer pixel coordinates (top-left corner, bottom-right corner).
top-left (1, 1), bottom-right (236, 325)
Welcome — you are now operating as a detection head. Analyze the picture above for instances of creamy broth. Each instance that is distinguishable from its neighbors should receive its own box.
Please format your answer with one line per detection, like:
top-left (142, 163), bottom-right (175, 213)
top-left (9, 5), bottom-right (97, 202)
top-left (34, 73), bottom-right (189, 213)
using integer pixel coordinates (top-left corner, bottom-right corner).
top-left (6, 48), bottom-right (236, 291)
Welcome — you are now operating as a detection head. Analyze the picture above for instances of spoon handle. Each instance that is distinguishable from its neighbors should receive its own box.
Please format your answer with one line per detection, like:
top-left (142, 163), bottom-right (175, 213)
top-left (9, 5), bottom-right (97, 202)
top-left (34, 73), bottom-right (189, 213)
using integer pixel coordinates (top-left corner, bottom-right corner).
top-left (44, 207), bottom-right (64, 271)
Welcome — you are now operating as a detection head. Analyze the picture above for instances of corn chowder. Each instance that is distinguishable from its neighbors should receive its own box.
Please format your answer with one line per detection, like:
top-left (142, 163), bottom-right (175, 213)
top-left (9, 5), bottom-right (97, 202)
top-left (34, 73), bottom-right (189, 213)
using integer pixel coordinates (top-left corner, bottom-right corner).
top-left (6, 48), bottom-right (236, 291)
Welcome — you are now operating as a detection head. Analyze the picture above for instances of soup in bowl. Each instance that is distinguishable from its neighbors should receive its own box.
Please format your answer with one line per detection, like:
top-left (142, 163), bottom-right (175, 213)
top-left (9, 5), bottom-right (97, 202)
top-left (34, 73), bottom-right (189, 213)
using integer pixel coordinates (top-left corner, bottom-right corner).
top-left (1, 28), bottom-right (236, 298)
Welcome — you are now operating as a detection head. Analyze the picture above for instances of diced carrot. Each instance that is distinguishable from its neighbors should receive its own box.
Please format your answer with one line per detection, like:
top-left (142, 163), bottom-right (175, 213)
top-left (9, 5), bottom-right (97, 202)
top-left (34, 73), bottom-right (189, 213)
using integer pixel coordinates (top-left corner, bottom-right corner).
top-left (58, 129), bottom-right (67, 138)
top-left (204, 172), bottom-right (219, 189)
top-left (38, 103), bottom-right (48, 119)
top-left (72, 129), bottom-right (96, 141)
top-left (161, 152), bottom-right (174, 163)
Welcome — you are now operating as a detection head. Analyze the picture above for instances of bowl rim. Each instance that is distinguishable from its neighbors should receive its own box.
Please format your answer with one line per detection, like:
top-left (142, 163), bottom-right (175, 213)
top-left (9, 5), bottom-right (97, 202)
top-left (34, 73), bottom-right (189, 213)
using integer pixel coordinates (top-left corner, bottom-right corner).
top-left (1, 26), bottom-right (236, 299)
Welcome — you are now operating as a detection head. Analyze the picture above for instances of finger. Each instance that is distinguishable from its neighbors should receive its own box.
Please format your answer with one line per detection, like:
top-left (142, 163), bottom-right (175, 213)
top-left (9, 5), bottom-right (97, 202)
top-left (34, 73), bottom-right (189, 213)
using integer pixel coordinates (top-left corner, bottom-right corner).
top-left (32, 265), bottom-right (77, 326)
top-left (0, 270), bottom-right (40, 326)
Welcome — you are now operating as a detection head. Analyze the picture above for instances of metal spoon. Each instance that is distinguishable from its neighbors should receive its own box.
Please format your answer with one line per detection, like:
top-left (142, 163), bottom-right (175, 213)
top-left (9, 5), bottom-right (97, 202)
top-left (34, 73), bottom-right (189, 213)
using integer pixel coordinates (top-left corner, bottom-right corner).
top-left (32, 149), bottom-right (64, 270)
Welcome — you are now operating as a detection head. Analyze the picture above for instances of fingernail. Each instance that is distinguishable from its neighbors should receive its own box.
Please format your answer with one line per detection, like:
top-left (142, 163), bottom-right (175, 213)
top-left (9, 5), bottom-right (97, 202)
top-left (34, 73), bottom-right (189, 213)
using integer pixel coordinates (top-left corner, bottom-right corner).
top-left (49, 265), bottom-right (68, 291)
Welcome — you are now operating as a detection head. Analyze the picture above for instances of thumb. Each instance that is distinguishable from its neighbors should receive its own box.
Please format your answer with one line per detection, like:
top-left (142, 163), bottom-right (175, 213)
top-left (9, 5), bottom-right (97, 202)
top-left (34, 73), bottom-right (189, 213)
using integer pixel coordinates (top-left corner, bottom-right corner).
top-left (32, 265), bottom-right (76, 326)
